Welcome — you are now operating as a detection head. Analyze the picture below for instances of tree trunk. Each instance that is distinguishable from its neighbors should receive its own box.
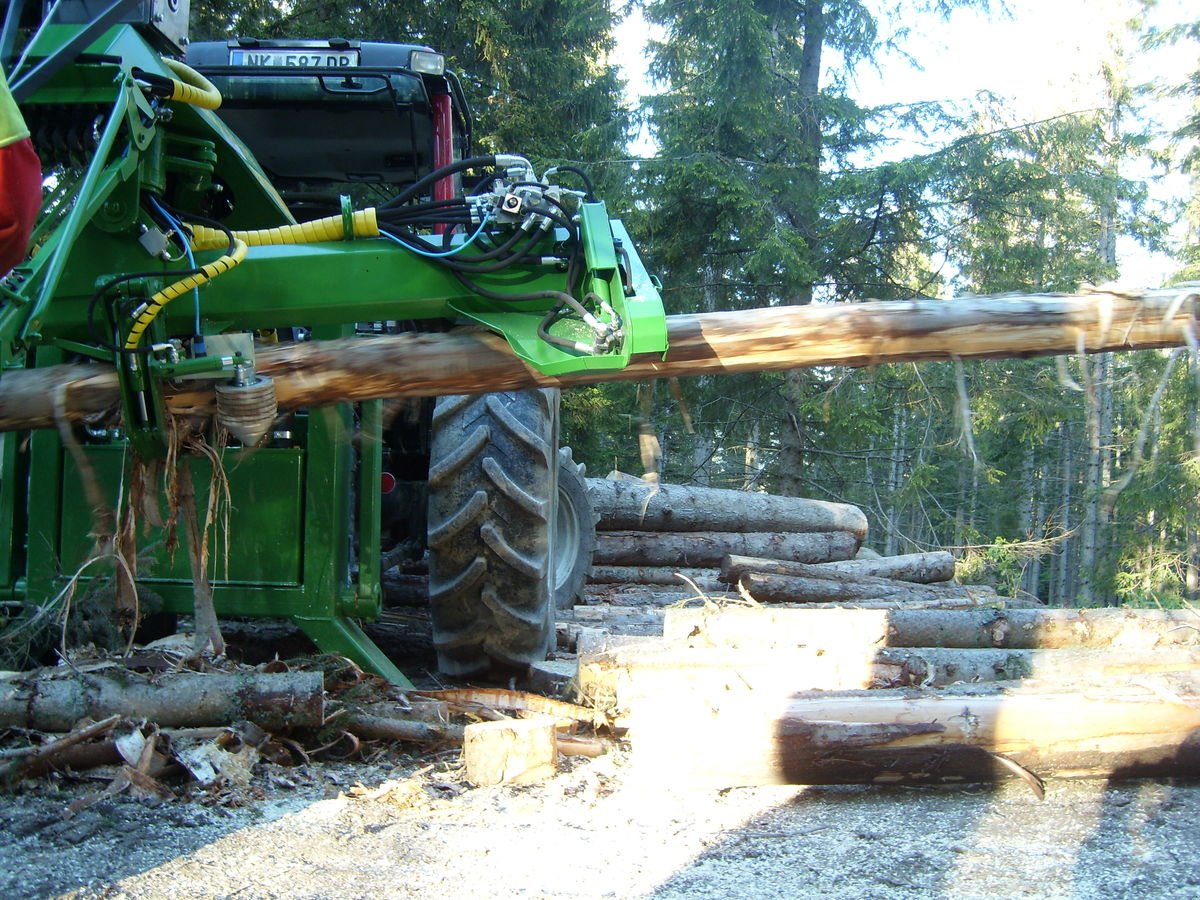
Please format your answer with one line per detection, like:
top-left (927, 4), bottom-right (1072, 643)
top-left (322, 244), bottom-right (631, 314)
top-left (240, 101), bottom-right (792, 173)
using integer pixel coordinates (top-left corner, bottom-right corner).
top-left (0, 671), bottom-right (324, 731)
top-left (586, 479), bottom-right (868, 539)
top-left (1028, 460), bottom-right (1046, 601)
top-left (720, 551), bottom-right (957, 585)
top-left (626, 676), bottom-right (1200, 788)
top-left (1056, 421), bottom-right (1074, 606)
top-left (588, 566), bottom-right (724, 591)
top-left (737, 571), bottom-right (997, 604)
top-left (594, 530), bottom-right (859, 568)
top-left (3, 290), bottom-right (1196, 432)
top-left (884, 401), bottom-right (906, 557)
top-left (1190, 352), bottom-right (1200, 602)
top-left (1018, 448), bottom-right (1035, 597)
top-left (661, 606), bottom-right (1200, 651)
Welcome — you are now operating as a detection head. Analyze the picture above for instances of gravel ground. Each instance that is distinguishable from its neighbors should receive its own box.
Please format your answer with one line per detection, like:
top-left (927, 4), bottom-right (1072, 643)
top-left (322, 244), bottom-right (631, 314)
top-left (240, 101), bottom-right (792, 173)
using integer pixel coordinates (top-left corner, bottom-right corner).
top-left (4, 751), bottom-right (1200, 899)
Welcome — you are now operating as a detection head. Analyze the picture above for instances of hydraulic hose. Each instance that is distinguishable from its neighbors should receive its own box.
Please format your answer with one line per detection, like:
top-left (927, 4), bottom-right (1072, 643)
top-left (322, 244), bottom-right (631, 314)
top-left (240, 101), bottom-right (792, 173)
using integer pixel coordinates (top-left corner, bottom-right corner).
top-left (163, 59), bottom-right (222, 110)
top-left (123, 238), bottom-right (247, 349)
top-left (188, 209), bottom-right (379, 250)
top-left (133, 60), bottom-right (223, 111)
top-left (381, 154), bottom-right (498, 210)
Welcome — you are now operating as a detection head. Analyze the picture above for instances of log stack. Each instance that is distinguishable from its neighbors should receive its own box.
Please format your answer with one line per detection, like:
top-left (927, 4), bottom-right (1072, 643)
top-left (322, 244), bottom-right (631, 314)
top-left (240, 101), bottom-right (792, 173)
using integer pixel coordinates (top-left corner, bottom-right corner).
top-left (574, 604), bottom-right (1200, 791)
top-left (583, 477), bottom-right (1010, 609)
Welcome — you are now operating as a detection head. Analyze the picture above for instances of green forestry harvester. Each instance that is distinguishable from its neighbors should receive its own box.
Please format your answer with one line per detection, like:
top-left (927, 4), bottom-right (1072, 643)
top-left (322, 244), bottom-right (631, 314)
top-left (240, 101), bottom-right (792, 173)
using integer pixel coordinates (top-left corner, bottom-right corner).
top-left (0, 0), bottom-right (667, 684)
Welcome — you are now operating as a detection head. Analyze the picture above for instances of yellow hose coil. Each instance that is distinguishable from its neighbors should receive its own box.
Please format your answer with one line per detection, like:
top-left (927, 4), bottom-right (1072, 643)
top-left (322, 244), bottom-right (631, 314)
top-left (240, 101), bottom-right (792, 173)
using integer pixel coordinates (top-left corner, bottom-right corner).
top-left (124, 208), bottom-right (379, 348)
top-left (188, 208), bottom-right (380, 251)
top-left (162, 59), bottom-right (222, 111)
top-left (123, 238), bottom-right (248, 350)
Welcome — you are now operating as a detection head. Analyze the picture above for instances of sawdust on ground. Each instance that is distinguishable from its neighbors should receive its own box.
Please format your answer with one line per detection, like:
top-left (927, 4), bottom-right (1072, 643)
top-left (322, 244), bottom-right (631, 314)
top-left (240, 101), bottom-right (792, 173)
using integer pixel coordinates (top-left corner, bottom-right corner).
top-left (3, 748), bottom-right (1200, 899)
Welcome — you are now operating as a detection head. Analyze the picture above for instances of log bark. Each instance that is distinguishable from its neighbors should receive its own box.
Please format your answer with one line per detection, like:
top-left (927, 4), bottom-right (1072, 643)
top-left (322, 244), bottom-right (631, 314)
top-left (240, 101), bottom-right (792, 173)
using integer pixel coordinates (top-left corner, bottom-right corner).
top-left (721, 551), bottom-right (956, 584)
top-left (594, 531), bottom-right (859, 568)
top-left (0, 714), bottom-right (121, 784)
top-left (588, 566), bottom-right (724, 591)
top-left (583, 586), bottom-right (741, 610)
top-left (737, 571), bottom-right (997, 604)
top-left (347, 713), bottom-right (465, 745)
top-left (587, 480), bottom-right (868, 539)
top-left (0, 671), bottom-right (324, 731)
top-left (661, 607), bottom-right (1200, 651)
top-left (381, 570), bottom-right (430, 605)
top-left (626, 676), bottom-right (1200, 788)
top-left (7, 289), bottom-right (1192, 432)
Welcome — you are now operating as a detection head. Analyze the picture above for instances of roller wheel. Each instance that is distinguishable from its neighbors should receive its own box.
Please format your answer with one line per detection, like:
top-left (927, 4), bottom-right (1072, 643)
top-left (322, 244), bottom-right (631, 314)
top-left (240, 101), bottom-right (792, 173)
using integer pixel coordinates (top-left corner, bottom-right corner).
top-left (427, 389), bottom-right (560, 676)
top-left (553, 446), bottom-right (598, 610)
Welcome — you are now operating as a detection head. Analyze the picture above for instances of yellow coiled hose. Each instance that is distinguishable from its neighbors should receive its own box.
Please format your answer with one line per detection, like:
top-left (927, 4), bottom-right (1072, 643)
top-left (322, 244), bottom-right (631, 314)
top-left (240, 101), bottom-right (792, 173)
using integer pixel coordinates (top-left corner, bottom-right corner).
top-left (162, 59), bottom-right (222, 111)
top-left (123, 238), bottom-right (248, 350)
top-left (188, 208), bottom-right (380, 250)
top-left (123, 209), bottom-right (380, 348)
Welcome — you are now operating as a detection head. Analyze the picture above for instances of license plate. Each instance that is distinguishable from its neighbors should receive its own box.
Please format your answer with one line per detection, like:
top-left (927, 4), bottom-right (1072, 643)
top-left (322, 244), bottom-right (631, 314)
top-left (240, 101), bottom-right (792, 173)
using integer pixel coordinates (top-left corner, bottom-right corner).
top-left (229, 49), bottom-right (359, 67)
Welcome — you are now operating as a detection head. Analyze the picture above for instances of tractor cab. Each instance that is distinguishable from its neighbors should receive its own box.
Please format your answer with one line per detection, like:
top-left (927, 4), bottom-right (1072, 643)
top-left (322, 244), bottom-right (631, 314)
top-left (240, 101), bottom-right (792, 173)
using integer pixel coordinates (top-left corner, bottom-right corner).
top-left (185, 38), bottom-right (472, 217)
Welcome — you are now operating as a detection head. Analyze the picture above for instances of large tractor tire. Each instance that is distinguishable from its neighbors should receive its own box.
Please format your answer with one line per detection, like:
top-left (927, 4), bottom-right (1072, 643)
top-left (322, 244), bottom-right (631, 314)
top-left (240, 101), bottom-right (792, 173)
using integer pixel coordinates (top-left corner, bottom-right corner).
top-left (552, 446), bottom-right (598, 610)
top-left (427, 389), bottom-right (561, 676)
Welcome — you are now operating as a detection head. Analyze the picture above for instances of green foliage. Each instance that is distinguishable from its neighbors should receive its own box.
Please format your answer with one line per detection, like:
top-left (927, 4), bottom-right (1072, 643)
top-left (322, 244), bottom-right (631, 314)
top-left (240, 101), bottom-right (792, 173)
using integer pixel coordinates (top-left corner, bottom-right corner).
top-left (955, 538), bottom-right (1025, 597)
top-left (191, 0), bottom-right (631, 170)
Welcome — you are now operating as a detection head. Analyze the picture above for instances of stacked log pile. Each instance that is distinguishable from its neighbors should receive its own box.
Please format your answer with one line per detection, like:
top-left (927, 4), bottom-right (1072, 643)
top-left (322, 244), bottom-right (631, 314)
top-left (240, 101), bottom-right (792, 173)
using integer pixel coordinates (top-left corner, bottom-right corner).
top-left (584, 478), bottom-right (1011, 609)
top-left (575, 604), bottom-right (1200, 791)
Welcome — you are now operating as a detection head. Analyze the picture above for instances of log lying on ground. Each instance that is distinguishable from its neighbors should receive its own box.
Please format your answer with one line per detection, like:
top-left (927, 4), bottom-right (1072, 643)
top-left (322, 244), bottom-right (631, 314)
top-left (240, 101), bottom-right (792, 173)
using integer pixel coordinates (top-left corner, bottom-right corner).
top-left (761, 598), bottom-right (1024, 610)
top-left (4, 289), bottom-right (1196, 432)
top-left (0, 671), bottom-right (324, 731)
top-left (661, 606), bottom-right (1200, 650)
top-left (588, 566), bottom-right (725, 591)
top-left (381, 570), bottom-right (429, 605)
top-left (594, 531), bottom-right (859, 568)
top-left (737, 571), bottom-right (997, 604)
top-left (721, 551), bottom-right (956, 585)
top-left (586, 479), bottom-right (868, 540)
top-left (626, 675), bottom-right (1200, 788)
top-left (579, 644), bottom-right (1200, 726)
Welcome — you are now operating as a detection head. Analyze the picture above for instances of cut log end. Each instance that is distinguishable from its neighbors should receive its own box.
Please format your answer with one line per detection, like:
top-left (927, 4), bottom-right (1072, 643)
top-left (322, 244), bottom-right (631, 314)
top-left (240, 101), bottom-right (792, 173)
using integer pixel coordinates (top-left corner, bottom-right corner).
top-left (463, 717), bottom-right (558, 787)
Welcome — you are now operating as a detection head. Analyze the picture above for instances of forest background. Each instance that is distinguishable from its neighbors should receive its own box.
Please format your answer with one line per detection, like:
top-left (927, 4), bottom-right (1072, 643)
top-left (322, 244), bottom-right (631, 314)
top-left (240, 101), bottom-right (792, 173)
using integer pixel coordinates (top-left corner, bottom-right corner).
top-left (193, 0), bottom-right (1200, 608)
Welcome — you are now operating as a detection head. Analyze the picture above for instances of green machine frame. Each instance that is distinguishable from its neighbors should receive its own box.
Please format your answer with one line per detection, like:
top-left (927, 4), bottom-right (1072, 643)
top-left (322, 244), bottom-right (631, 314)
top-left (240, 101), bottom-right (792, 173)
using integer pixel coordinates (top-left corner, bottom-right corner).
top-left (0, 21), bottom-right (668, 684)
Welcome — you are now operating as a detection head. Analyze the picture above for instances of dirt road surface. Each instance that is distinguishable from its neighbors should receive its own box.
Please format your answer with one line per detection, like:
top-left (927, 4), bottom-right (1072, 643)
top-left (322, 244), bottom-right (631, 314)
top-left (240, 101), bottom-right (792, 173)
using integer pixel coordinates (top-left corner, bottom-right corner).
top-left (4, 750), bottom-right (1200, 899)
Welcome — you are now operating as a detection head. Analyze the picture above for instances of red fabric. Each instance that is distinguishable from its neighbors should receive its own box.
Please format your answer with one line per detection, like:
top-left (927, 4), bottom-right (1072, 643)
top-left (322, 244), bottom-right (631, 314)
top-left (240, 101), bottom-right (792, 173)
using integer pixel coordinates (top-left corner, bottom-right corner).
top-left (0, 137), bottom-right (42, 274)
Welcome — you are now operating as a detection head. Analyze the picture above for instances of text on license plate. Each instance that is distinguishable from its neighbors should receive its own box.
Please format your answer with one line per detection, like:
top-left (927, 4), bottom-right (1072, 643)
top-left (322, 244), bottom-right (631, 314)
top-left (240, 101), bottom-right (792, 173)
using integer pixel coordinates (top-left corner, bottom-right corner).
top-left (229, 50), bottom-right (359, 67)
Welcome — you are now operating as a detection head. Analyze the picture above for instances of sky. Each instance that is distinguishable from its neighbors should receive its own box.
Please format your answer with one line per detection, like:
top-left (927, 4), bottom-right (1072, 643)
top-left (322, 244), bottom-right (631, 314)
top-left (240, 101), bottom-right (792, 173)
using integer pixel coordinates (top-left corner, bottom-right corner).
top-left (611, 0), bottom-right (1196, 288)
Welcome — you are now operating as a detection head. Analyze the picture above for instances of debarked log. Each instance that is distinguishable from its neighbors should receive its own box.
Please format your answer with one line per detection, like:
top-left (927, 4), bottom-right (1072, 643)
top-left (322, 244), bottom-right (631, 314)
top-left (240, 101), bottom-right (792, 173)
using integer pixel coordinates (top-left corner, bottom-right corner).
top-left (594, 531), bottom-right (860, 568)
top-left (626, 676), bottom-right (1200, 787)
top-left (737, 571), bottom-right (997, 604)
top-left (586, 479), bottom-right (868, 540)
top-left (721, 551), bottom-right (957, 585)
top-left (2, 289), bottom-right (1197, 432)
top-left (661, 606), bottom-right (1200, 650)
top-left (0, 671), bottom-right (325, 732)
top-left (579, 645), bottom-right (1200, 727)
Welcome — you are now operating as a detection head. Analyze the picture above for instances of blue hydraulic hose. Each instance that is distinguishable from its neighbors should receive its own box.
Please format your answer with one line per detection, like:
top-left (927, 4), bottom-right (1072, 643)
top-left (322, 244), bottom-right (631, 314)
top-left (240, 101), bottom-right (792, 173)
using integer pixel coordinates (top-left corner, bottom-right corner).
top-left (148, 195), bottom-right (201, 335)
top-left (379, 207), bottom-right (494, 258)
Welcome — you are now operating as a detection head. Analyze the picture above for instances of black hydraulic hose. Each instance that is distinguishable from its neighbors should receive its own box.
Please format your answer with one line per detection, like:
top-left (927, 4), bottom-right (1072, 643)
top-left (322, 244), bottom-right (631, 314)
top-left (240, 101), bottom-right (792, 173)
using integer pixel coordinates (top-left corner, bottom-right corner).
top-left (380, 154), bottom-right (497, 210)
top-left (438, 227), bottom-right (547, 274)
top-left (550, 165), bottom-right (597, 202)
top-left (376, 197), bottom-right (471, 221)
top-left (382, 219), bottom-right (547, 274)
top-left (438, 222), bottom-right (528, 262)
top-left (452, 270), bottom-right (579, 309)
